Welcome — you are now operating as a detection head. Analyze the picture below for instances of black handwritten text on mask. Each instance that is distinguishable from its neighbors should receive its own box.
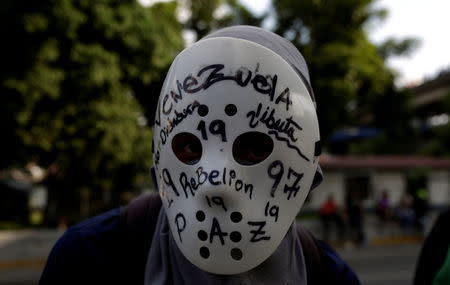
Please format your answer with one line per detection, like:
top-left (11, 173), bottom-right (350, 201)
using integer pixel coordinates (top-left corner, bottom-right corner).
top-left (160, 64), bottom-right (292, 117)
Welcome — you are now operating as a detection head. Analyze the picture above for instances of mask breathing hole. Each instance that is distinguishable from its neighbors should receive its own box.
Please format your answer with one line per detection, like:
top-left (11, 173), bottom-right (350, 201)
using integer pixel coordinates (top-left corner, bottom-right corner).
top-left (230, 248), bottom-right (243, 260)
top-left (230, 211), bottom-right (242, 223)
top-left (172, 132), bottom-right (202, 165)
top-left (198, 105), bottom-right (209, 117)
top-left (198, 230), bottom-right (208, 241)
top-left (200, 247), bottom-right (210, 259)
top-left (230, 231), bottom-right (242, 242)
top-left (196, 210), bottom-right (206, 222)
top-left (225, 104), bottom-right (237, 116)
top-left (232, 132), bottom-right (274, 165)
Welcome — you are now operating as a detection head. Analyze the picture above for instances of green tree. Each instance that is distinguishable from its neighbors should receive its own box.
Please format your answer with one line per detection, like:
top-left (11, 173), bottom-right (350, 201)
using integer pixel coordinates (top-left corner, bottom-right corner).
top-left (377, 37), bottom-right (420, 59)
top-left (0, 0), bottom-right (183, 223)
top-left (272, 0), bottom-right (416, 153)
top-left (183, 0), bottom-right (264, 40)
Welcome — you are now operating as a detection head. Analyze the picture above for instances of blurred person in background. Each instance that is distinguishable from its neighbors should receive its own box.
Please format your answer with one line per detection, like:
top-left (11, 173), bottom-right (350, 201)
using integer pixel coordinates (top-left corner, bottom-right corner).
top-left (395, 191), bottom-right (415, 234)
top-left (319, 194), bottom-right (345, 243)
top-left (375, 190), bottom-right (392, 225)
top-left (375, 190), bottom-right (393, 236)
top-left (414, 208), bottom-right (450, 285)
top-left (413, 188), bottom-right (429, 233)
top-left (345, 189), bottom-right (366, 247)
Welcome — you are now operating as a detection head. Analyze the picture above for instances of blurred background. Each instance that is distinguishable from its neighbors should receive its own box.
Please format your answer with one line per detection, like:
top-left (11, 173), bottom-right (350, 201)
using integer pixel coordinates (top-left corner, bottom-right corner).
top-left (1, 0), bottom-right (449, 284)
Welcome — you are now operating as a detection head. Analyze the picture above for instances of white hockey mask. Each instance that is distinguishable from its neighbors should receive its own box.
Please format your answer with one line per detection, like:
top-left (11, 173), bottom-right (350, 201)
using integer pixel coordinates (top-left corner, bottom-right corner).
top-left (152, 36), bottom-right (321, 275)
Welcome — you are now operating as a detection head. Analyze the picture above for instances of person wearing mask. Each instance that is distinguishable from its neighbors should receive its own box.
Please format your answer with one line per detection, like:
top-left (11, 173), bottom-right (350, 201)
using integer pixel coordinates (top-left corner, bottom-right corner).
top-left (320, 194), bottom-right (345, 242)
top-left (40, 25), bottom-right (360, 285)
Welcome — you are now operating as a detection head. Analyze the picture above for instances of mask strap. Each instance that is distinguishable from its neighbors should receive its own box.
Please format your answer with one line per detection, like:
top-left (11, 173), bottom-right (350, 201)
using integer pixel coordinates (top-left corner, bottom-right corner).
top-left (310, 165), bottom-right (323, 191)
top-left (310, 140), bottom-right (323, 191)
top-left (150, 166), bottom-right (158, 190)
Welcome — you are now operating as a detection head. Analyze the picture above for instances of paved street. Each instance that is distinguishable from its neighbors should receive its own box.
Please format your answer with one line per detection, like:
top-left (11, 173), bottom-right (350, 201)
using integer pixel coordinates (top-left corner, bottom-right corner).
top-left (0, 230), bottom-right (63, 285)
top-left (0, 229), bottom-right (423, 285)
top-left (337, 244), bottom-right (422, 285)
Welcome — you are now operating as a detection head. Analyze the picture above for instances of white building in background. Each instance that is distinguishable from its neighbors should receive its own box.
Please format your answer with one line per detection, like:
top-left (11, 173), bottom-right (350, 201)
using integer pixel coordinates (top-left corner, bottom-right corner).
top-left (305, 154), bottom-right (450, 210)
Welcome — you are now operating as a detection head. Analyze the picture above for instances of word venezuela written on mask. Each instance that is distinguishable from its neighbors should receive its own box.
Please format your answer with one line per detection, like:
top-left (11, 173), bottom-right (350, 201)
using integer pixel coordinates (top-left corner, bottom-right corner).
top-left (157, 63), bottom-right (293, 120)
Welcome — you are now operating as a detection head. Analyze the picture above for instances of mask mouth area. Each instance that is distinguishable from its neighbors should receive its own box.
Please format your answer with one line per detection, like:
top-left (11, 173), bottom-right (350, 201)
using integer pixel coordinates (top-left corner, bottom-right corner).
top-left (232, 131), bottom-right (274, 166)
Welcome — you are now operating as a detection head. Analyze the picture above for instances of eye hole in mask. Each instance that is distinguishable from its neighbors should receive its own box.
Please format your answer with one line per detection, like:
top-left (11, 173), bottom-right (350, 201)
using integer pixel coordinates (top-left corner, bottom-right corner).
top-left (233, 132), bottom-right (274, 166)
top-left (172, 132), bottom-right (203, 165)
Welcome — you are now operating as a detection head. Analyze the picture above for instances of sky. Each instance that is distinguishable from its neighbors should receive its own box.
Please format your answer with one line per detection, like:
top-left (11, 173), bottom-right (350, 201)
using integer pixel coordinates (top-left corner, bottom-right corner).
top-left (369, 0), bottom-right (450, 86)
top-left (241, 0), bottom-right (450, 87)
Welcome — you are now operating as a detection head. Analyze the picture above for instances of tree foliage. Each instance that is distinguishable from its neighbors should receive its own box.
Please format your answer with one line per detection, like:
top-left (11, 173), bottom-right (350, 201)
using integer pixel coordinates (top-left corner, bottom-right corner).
top-left (0, 0), bottom-right (425, 224)
top-left (183, 0), bottom-right (264, 40)
top-left (377, 37), bottom-right (420, 59)
top-left (0, 0), bottom-right (183, 221)
top-left (272, 0), bottom-right (415, 152)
